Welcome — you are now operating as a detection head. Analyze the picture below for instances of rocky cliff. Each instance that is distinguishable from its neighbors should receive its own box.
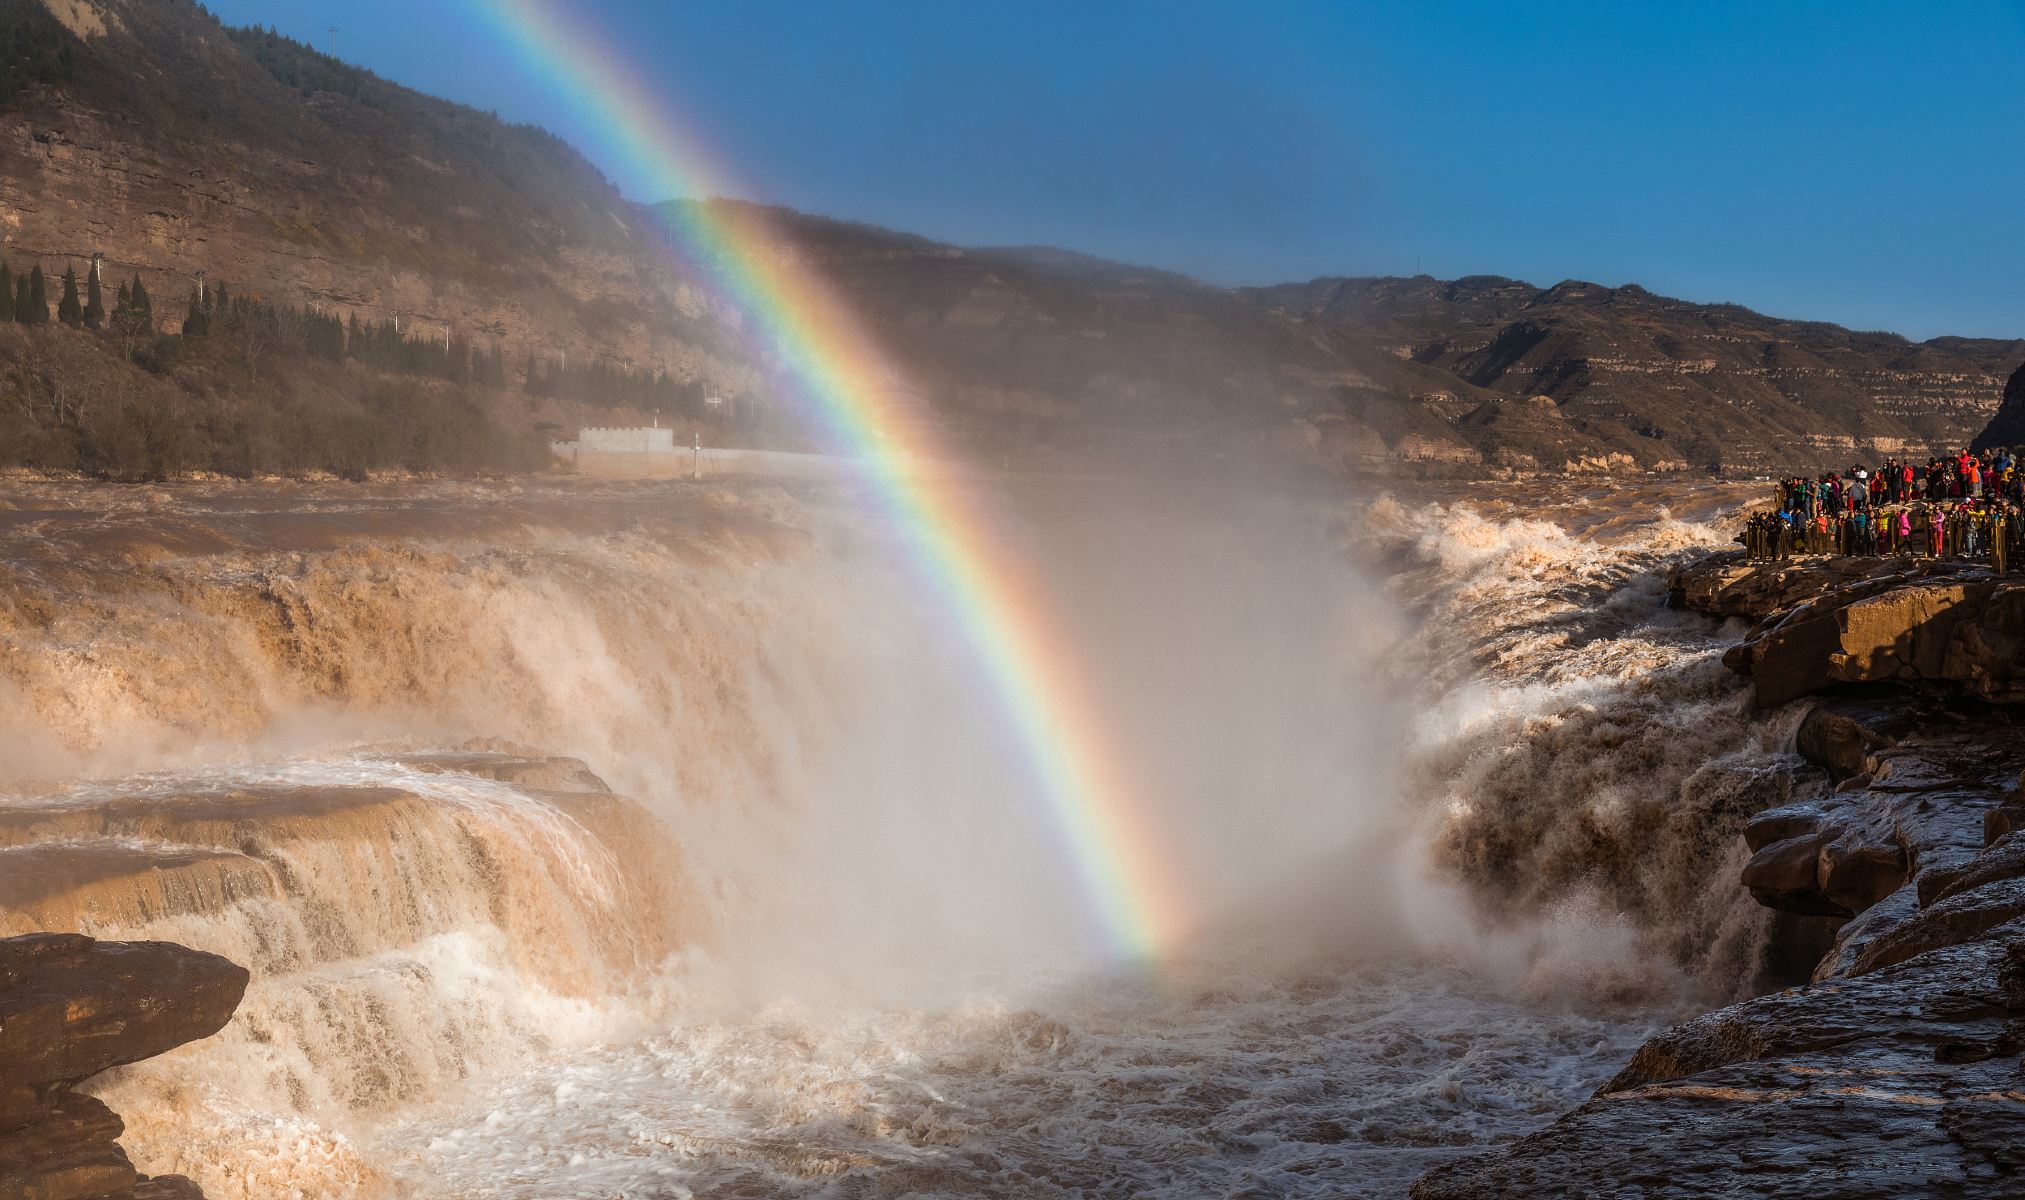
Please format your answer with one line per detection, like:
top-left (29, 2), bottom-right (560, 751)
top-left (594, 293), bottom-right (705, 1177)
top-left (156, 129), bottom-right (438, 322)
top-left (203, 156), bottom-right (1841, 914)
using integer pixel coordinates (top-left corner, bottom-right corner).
top-left (0, 933), bottom-right (246, 1200)
top-left (1414, 554), bottom-right (2025, 1197)
top-left (1972, 360), bottom-right (2025, 452)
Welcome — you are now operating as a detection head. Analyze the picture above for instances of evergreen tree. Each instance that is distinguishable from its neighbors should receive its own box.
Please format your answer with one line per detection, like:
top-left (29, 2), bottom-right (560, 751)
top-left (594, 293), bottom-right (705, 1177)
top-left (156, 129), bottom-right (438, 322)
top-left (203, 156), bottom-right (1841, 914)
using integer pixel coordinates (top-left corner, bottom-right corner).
top-left (0, 262), bottom-right (10, 318)
top-left (56, 266), bottom-right (80, 327)
top-left (110, 276), bottom-right (151, 351)
top-left (211, 281), bottom-right (229, 323)
top-left (25, 265), bottom-right (47, 324)
top-left (11, 275), bottom-right (27, 324)
top-left (323, 310), bottom-right (345, 361)
top-left (183, 288), bottom-right (209, 337)
top-left (83, 263), bottom-right (103, 329)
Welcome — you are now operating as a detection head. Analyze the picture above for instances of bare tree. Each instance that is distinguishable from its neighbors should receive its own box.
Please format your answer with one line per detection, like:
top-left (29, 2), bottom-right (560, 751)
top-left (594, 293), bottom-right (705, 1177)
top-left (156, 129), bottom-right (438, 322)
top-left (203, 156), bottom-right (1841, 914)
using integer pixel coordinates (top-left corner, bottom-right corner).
top-left (240, 319), bottom-right (267, 382)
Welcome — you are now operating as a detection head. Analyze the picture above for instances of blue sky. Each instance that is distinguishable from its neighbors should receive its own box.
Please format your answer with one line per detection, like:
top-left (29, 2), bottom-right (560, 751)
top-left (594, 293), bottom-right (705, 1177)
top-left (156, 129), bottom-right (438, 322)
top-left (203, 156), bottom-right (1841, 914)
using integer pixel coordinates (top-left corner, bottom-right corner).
top-left (204, 0), bottom-right (2025, 339)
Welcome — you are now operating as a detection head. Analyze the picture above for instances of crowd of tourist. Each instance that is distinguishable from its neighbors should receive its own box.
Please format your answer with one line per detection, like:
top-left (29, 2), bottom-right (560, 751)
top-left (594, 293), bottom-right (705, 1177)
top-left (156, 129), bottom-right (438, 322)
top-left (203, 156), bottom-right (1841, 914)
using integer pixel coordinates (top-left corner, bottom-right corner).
top-left (1743, 450), bottom-right (2020, 569)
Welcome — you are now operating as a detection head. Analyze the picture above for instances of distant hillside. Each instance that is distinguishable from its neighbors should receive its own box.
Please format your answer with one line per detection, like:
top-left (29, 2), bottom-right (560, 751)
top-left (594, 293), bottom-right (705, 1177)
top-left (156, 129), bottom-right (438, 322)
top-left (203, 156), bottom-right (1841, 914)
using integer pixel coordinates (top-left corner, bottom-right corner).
top-left (1242, 276), bottom-right (2025, 472)
top-left (0, 0), bottom-right (2016, 479)
top-left (741, 203), bottom-right (2024, 474)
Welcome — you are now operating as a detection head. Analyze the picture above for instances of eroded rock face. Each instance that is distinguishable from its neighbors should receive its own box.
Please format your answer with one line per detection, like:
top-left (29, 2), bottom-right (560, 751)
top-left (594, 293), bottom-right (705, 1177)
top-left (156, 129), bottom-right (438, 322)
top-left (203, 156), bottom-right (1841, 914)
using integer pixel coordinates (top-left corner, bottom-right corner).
top-left (1739, 718), bottom-right (2017, 933)
top-left (0, 934), bottom-right (247, 1125)
top-left (0, 933), bottom-right (245, 1200)
top-left (1791, 691), bottom-right (1924, 780)
top-left (1416, 724), bottom-right (2025, 1197)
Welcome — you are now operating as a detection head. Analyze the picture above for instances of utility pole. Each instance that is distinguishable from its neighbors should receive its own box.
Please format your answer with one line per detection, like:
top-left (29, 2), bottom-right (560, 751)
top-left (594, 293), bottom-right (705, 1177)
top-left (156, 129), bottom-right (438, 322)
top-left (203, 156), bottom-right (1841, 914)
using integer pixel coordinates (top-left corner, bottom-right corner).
top-left (327, 27), bottom-right (337, 57)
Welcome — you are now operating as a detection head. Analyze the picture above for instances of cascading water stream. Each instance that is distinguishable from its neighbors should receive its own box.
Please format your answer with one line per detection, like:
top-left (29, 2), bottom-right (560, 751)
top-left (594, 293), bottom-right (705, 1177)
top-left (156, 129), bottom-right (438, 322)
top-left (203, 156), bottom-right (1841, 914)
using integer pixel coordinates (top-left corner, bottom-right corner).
top-left (0, 476), bottom-right (1788, 1198)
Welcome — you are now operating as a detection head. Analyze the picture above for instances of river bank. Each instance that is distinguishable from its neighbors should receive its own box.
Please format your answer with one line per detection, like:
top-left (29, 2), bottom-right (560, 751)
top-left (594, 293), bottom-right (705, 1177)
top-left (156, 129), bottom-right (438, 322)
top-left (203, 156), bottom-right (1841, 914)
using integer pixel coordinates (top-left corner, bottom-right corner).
top-left (1415, 550), bottom-right (2025, 1196)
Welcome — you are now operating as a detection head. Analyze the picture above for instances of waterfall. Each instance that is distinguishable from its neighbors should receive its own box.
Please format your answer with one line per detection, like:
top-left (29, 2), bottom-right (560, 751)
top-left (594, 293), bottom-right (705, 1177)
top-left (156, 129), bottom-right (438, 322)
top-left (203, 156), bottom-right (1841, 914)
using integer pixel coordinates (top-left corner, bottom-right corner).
top-left (0, 475), bottom-right (1790, 1197)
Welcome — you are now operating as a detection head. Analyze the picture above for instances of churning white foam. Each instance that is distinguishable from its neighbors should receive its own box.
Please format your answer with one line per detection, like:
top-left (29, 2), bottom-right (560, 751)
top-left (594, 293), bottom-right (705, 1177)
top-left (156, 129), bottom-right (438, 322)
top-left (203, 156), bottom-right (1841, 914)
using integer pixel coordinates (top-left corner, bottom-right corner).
top-left (366, 959), bottom-right (1658, 1200)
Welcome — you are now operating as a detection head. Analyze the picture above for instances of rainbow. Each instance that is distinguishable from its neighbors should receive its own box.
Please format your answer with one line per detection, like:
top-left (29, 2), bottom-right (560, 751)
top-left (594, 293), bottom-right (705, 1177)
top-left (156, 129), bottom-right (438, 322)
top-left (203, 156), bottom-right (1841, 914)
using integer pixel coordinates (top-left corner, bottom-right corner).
top-left (460, 0), bottom-right (1190, 965)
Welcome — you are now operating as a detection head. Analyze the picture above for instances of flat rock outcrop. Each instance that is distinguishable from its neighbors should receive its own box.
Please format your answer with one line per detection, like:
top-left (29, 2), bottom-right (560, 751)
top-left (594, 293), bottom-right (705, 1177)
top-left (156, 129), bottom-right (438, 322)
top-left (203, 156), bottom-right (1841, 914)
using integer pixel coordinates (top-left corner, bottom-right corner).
top-left (0, 933), bottom-right (246, 1200)
top-left (1665, 548), bottom-right (1919, 622)
top-left (1671, 554), bottom-right (2025, 706)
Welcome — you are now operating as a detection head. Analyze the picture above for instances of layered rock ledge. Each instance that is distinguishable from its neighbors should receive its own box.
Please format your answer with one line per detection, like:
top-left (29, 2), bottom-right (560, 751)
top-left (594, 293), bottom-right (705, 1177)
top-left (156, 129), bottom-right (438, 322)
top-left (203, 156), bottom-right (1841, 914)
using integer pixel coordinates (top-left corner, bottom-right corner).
top-left (1671, 551), bottom-right (2025, 707)
top-left (0, 933), bottom-right (247, 1200)
top-left (1415, 554), bottom-right (2025, 1198)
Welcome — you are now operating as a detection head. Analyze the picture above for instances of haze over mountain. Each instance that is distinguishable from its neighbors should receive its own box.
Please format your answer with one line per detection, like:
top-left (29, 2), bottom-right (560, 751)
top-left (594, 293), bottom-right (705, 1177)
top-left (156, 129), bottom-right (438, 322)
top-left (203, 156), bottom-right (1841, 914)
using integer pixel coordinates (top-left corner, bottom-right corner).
top-left (0, 0), bottom-right (2018, 478)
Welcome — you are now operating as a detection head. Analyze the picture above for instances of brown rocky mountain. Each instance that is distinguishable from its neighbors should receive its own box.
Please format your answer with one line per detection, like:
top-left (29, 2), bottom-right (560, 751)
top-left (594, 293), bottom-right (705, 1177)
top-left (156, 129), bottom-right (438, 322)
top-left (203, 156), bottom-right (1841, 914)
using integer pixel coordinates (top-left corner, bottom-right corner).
top-left (0, 0), bottom-right (2019, 478)
top-left (1242, 275), bottom-right (2025, 474)
top-left (0, 0), bottom-right (748, 387)
top-left (759, 210), bottom-right (2025, 473)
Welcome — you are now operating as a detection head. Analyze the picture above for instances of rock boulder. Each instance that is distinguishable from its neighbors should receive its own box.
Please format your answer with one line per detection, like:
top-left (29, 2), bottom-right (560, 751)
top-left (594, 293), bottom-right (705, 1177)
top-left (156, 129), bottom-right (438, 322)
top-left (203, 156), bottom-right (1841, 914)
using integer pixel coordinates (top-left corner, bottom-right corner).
top-left (0, 934), bottom-right (246, 1200)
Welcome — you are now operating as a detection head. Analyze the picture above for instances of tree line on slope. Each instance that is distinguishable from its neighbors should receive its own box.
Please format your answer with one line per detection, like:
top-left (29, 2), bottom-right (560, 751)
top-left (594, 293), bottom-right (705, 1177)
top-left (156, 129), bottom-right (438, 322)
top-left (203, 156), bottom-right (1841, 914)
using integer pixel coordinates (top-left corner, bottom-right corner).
top-left (0, 257), bottom-right (555, 480)
top-left (0, 1), bottom-right (72, 106)
top-left (0, 247), bottom-right (790, 481)
top-left (2, 256), bottom-right (724, 413)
